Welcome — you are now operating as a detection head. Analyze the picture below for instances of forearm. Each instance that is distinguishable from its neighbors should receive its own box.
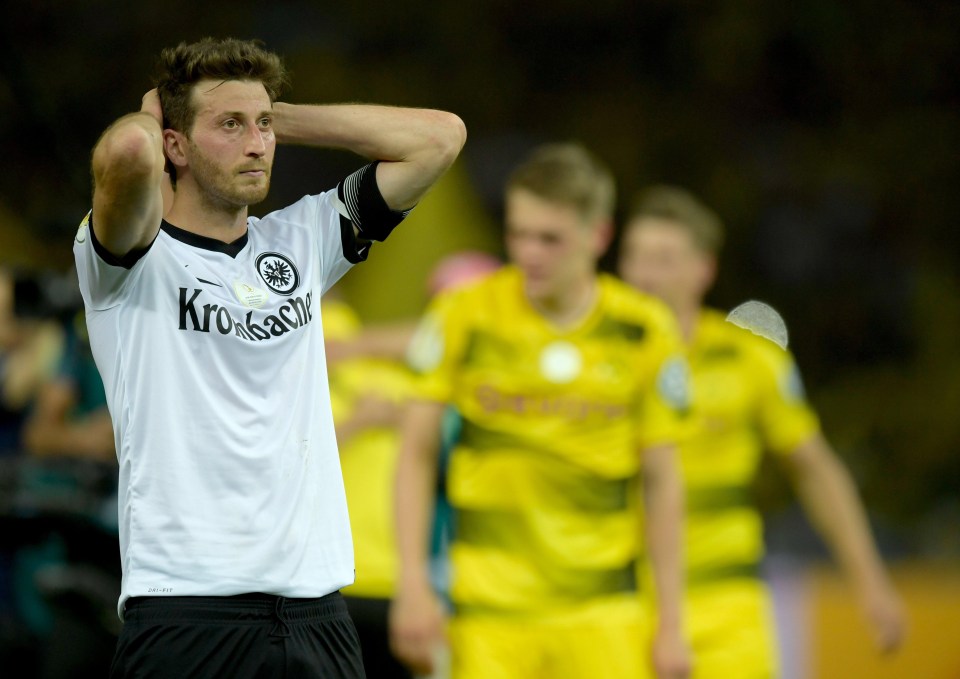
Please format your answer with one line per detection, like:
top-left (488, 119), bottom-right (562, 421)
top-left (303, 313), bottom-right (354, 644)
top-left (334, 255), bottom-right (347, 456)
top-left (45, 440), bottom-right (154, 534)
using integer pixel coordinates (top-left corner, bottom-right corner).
top-left (272, 103), bottom-right (465, 210)
top-left (356, 322), bottom-right (417, 361)
top-left (91, 110), bottom-right (166, 253)
top-left (24, 420), bottom-right (110, 460)
top-left (642, 445), bottom-right (686, 631)
top-left (790, 437), bottom-right (890, 592)
top-left (395, 401), bottom-right (444, 590)
top-left (93, 112), bottom-right (165, 180)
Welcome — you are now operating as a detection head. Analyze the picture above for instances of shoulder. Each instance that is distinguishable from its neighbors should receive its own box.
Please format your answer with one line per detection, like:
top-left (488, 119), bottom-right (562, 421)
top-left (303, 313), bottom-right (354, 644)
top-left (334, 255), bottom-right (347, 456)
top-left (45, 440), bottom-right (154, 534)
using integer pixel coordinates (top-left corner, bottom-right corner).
top-left (254, 192), bottom-right (336, 231)
top-left (596, 274), bottom-right (679, 336)
top-left (708, 308), bottom-right (800, 380)
top-left (321, 299), bottom-right (362, 341)
top-left (431, 266), bottom-right (518, 315)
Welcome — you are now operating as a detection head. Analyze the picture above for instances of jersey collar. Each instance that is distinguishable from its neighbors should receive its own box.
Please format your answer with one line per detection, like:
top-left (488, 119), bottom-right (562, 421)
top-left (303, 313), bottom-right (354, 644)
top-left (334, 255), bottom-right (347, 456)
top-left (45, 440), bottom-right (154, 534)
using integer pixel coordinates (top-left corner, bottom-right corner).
top-left (160, 220), bottom-right (248, 258)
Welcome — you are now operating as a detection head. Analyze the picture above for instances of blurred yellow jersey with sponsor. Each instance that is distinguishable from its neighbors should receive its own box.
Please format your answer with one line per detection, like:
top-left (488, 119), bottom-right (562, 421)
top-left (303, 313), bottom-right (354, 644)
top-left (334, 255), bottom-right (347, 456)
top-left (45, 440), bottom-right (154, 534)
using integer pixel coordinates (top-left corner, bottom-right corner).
top-left (408, 266), bottom-right (689, 613)
top-left (324, 299), bottom-right (413, 599)
top-left (680, 309), bottom-right (819, 582)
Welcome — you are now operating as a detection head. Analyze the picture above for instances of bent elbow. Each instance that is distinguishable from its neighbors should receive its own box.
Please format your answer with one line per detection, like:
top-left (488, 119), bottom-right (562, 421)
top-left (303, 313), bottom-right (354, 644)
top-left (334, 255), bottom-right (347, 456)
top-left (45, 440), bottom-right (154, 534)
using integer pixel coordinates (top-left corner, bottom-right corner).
top-left (93, 122), bottom-right (163, 185)
top-left (442, 112), bottom-right (468, 154)
top-left (426, 112), bottom-right (467, 170)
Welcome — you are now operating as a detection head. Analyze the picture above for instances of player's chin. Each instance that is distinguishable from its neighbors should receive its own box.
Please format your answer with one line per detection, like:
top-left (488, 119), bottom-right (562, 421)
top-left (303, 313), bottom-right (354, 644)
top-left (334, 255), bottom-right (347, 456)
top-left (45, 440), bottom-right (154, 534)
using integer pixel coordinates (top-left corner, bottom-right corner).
top-left (237, 183), bottom-right (270, 205)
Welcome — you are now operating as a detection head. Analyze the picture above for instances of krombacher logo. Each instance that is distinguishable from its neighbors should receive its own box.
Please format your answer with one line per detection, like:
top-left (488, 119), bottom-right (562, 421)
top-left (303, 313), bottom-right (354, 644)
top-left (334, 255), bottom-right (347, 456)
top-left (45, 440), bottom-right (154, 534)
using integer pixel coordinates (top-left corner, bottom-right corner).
top-left (177, 287), bottom-right (313, 341)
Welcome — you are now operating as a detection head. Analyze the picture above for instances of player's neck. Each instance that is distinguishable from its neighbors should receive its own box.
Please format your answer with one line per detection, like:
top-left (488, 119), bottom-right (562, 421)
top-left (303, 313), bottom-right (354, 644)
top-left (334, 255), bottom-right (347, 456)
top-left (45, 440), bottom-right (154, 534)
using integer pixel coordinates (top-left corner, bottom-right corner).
top-left (674, 302), bottom-right (702, 344)
top-left (164, 186), bottom-right (249, 244)
top-left (528, 276), bottom-right (597, 329)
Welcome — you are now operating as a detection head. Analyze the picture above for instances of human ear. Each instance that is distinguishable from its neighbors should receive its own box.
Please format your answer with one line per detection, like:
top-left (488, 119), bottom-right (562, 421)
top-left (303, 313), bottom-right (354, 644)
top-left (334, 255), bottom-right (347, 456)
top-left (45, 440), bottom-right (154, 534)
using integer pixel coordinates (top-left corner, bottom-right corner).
top-left (163, 130), bottom-right (188, 170)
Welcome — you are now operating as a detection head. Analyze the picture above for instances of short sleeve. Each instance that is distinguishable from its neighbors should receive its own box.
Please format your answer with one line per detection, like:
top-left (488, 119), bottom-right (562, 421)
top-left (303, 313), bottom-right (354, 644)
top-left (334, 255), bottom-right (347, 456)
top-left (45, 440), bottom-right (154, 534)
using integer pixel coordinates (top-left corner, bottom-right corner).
top-left (73, 211), bottom-right (147, 311)
top-left (753, 345), bottom-right (821, 455)
top-left (634, 311), bottom-right (693, 452)
top-left (405, 289), bottom-right (471, 404)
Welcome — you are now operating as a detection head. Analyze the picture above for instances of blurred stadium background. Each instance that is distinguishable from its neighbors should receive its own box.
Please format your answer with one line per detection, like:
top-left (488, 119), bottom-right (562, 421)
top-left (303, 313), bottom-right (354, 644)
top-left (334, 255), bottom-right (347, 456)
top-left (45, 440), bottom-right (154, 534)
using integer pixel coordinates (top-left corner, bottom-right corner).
top-left (1, 1), bottom-right (958, 676)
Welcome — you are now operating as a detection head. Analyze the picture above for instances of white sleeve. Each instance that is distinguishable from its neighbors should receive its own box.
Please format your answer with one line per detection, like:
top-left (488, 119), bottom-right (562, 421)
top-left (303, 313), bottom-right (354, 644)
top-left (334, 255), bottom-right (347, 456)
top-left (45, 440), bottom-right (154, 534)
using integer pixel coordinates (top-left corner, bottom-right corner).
top-left (265, 191), bottom-right (369, 297)
top-left (72, 211), bottom-right (148, 311)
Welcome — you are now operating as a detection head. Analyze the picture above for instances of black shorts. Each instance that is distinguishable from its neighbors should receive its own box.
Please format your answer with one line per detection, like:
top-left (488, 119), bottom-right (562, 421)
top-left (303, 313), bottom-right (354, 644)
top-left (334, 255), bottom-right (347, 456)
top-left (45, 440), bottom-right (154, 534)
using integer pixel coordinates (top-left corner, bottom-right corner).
top-left (110, 592), bottom-right (365, 679)
top-left (343, 595), bottom-right (413, 679)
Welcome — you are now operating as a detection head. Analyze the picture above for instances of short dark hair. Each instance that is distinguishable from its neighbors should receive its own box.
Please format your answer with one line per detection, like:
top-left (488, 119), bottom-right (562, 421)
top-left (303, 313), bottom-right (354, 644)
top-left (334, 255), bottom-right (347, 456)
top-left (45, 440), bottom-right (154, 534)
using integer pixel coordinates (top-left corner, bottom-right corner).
top-left (628, 185), bottom-right (725, 254)
top-left (506, 143), bottom-right (616, 223)
top-left (155, 37), bottom-right (289, 134)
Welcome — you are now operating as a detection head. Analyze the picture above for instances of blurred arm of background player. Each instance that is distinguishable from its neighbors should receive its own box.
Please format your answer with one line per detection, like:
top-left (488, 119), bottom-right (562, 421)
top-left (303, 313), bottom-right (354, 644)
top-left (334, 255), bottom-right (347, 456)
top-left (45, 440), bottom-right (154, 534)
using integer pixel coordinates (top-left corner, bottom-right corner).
top-left (390, 399), bottom-right (448, 675)
top-left (781, 433), bottom-right (906, 652)
top-left (325, 323), bottom-right (416, 366)
top-left (23, 377), bottom-right (115, 463)
top-left (642, 443), bottom-right (693, 679)
top-left (333, 392), bottom-right (404, 444)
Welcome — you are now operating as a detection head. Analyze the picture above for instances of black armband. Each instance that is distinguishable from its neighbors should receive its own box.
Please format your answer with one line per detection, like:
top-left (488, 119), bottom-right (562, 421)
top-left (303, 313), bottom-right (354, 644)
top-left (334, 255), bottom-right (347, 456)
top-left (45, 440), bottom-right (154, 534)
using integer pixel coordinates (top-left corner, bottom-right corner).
top-left (334, 161), bottom-right (412, 242)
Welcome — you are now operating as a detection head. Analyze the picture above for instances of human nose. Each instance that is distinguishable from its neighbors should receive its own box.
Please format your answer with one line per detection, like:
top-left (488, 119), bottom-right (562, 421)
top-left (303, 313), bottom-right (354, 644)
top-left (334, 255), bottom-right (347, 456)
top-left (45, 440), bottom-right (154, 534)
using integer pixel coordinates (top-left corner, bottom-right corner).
top-left (245, 127), bottom-right (267, 157)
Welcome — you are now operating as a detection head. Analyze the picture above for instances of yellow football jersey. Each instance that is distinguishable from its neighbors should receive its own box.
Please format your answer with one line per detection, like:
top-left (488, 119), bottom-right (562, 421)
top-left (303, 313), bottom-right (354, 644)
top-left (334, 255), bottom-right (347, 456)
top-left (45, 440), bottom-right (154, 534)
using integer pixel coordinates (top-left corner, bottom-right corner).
top-left (408, 266), bottom-right (689, 613)
top-left (680, 309), bottom-right (819, 581)
top-left (325, 300), bottom-right (413, 599)
top-left (637, 309), bottom-right (821, 678)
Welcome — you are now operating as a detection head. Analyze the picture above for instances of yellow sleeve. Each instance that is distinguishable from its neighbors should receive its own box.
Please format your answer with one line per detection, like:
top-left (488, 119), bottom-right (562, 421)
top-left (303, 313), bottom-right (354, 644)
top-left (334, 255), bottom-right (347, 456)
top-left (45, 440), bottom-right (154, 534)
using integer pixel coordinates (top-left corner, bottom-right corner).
top-left (635, 312), bottom-right (692, 451)
top-left (753, 344), bottom-right (821, 455)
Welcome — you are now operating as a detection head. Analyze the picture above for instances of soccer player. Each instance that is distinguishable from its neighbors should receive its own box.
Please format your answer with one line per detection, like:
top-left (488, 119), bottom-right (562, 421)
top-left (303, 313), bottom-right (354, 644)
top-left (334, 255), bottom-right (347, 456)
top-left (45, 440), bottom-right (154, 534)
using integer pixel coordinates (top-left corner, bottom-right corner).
top-left (390, 144), bottom-right (693, 679)
top-left (73, 37), bottom-right (465, 678)
top-left (328, 254), bottom-right (500, 679)
top-left (325, 297), bottom-right (415, 679)
top-left (617, 185), bottom-right (906, 678)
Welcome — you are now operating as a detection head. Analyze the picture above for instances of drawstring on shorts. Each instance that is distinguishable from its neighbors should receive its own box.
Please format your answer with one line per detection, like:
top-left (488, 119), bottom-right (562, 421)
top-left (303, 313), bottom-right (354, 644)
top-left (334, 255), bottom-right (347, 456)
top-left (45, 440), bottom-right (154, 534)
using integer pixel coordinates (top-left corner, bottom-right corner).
top-left (270, 596), bottom-right (291, 638)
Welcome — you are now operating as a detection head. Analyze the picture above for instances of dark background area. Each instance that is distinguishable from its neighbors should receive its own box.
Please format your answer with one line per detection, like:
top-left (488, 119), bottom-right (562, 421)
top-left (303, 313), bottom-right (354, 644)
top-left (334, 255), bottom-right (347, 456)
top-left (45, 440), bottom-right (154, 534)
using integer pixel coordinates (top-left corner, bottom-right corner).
top-left (1, 0), bottom-right (958, 549)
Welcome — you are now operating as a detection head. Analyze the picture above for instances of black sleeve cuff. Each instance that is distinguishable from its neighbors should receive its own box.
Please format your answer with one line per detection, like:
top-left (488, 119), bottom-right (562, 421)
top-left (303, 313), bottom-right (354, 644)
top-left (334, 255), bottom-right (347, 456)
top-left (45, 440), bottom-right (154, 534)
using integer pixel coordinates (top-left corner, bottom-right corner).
top-left (88, 213), bottom-right (154, 269)
top-left (335, 161), bottom-right (412, 242)
top-left (338, 215), bottom-right (372, 264)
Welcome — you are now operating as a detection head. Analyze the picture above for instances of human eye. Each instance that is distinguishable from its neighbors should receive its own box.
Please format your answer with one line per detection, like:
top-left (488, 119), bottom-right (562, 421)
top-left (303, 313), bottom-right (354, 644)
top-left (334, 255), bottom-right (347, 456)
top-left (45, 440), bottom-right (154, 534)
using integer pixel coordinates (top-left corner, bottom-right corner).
top-left (221, 118), bottom-right (240, 130)
top-left (257, 116), bottom-right (273, 129)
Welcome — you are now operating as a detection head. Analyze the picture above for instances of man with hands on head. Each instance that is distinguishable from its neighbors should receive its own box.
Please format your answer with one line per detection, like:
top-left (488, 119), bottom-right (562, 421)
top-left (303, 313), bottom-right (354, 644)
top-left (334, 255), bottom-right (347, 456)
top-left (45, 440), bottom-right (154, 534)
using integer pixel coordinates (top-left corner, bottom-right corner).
top-left (74, 37), bottom-right (465, 679)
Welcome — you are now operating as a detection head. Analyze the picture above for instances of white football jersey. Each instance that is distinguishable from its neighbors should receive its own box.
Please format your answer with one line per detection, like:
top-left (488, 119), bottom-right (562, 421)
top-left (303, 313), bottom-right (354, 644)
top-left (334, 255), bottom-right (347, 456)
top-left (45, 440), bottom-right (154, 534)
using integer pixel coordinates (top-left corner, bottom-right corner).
top-left (74, 191), bottom-right (363, 618)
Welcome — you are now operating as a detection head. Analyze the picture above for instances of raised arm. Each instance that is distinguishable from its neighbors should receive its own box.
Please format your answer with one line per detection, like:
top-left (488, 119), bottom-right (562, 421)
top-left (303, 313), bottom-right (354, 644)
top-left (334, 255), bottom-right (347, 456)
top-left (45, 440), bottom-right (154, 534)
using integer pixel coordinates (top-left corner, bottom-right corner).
top-left (389, 398), bottom-right (448, 675)
top-left (781, 434), bottom-right (906, 653)
top-left (271, 103), bottom-right (466, 211)
top-left (90, 90), bottom-right (168, 258)
top-left (641, 443), bottom-right (692, 679)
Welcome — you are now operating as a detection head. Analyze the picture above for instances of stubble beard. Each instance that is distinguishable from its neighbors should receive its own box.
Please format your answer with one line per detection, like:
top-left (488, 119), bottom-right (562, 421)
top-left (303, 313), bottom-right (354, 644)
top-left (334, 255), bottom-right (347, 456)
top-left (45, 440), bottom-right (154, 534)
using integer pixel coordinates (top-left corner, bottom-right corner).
top-left (189, 145), bottom-right (272, 212)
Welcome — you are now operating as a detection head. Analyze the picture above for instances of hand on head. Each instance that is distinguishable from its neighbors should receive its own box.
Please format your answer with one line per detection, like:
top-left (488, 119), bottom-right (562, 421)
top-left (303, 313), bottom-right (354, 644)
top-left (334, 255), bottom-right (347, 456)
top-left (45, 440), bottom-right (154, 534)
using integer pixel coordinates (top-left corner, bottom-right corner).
top-left (141, 88), bottom-right (163, 126)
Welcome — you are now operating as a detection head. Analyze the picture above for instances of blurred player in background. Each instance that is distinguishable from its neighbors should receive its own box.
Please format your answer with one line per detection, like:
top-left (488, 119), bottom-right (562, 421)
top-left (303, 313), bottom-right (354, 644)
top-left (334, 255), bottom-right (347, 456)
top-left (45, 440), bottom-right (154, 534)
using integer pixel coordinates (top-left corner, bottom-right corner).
top-left (325, 297), bottom-right (415, 679)
top-left (391, 144), bottom-right (692, 679)
top-left (617, 185), bottom-right (906, 679)
top-left (327, 252), bottom-right (499, 679)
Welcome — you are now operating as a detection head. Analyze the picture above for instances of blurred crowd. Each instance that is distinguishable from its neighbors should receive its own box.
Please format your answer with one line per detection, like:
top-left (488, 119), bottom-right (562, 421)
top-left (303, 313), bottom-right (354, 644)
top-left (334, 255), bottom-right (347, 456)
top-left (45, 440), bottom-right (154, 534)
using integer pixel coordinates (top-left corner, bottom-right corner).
top-left (0, 267), bottom-right (120, 677)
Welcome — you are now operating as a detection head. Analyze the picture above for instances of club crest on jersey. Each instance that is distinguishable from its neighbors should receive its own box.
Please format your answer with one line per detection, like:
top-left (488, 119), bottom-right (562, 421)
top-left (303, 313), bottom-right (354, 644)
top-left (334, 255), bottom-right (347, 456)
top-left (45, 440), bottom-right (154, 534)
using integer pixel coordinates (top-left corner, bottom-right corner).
top-left (657, 355), bottom-right (691, 411)
top-left (539, 341), bottom-right (582, 383)
top-left (256, 252), bottom-right (300, 296)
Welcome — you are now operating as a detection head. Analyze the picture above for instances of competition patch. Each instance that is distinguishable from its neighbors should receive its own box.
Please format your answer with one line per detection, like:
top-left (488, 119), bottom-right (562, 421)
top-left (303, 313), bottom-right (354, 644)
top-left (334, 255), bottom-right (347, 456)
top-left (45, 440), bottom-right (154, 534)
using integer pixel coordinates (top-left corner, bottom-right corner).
top-left (233, 281), bottom-right (269, 309)
top-left (539, 341), bottom-right (582, 383)
top-left (75, 211), bottom-right (91, 243)
top-left (657, 355), bottom-right (691, 410)
top-left (406, 314), bottom-right (445, 373)
top-left (256, 252), bottom-right (300, 296)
